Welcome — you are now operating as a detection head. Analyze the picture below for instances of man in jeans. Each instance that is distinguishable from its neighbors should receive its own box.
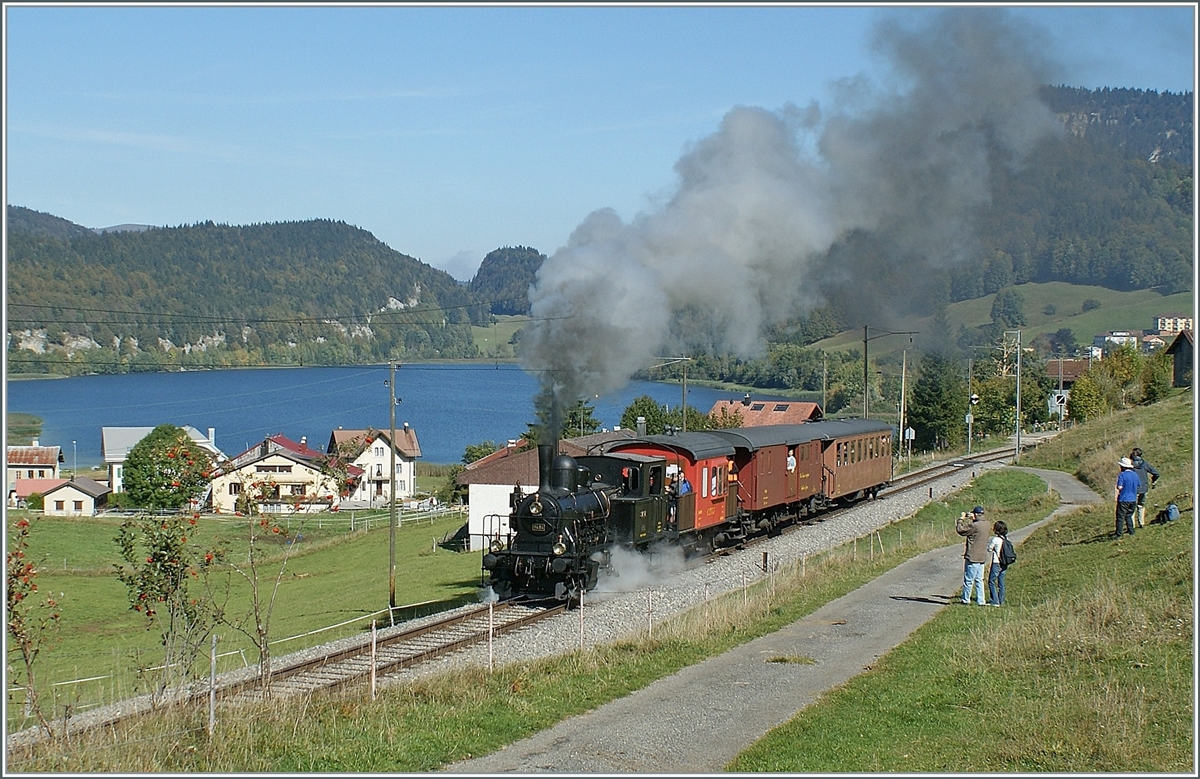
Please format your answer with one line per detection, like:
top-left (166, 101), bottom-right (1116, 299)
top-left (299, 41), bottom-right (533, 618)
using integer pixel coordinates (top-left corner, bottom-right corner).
top-left (956, 505), bottom-right (989, 605)
top-left (1115, 457), bottom-right (1140, 538)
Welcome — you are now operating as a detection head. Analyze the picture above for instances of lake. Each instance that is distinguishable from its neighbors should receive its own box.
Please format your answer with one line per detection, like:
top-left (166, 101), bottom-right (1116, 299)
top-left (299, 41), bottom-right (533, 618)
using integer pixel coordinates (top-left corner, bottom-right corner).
top-left (6, 364), bottom-right (790, 467)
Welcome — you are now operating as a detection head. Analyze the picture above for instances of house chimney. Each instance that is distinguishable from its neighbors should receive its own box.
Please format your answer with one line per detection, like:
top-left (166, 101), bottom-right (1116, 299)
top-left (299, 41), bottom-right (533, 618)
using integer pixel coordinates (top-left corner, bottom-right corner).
top-left (31, 439), bottom-right (38, 446)
top-left (208, 427), bottom-right (215, 448)
top-left (300, 436), bottom-right (307, 447)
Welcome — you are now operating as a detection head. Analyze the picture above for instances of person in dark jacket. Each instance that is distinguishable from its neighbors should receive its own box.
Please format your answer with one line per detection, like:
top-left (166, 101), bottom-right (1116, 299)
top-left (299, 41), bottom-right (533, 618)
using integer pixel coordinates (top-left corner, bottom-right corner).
top-left (1129, 447), bottom-right (1160, 528)
top-left (955, 505), bottom-right (989, 605)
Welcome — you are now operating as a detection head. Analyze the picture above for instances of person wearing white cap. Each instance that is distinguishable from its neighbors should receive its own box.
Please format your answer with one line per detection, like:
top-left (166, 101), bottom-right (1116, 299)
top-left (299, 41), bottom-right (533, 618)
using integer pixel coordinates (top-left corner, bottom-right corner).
top-left (1115, 457), bottom-right (1140, 538)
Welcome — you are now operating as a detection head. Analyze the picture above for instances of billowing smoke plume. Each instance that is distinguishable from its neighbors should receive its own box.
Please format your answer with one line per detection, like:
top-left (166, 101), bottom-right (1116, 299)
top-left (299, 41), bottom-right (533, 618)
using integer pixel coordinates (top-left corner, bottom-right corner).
top-left (521, 8), bottom-right (1064, 429)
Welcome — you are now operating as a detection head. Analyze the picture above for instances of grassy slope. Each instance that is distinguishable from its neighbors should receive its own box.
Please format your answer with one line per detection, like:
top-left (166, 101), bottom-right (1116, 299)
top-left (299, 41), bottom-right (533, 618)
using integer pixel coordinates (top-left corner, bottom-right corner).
top-left (730, 389), bottom-right (1193, 772)
top-left (816, 282), bottom-right (1192, 359)
top-left (5, 510), bottom-right (480, 721)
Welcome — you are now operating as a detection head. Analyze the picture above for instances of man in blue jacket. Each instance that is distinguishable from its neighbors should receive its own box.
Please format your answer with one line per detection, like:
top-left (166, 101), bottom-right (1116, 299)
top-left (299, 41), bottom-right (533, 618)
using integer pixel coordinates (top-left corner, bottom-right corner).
top-left (1129, 447), bottom-right (1160, 528)
top-left (1115, 457), bottom-right (1140, 538)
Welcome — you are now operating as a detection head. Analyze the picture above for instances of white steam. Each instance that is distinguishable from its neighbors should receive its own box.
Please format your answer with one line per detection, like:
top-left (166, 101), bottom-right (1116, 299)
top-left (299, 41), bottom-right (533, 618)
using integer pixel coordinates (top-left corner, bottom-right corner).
top-left (521, 8), bottom-right (1065, 423)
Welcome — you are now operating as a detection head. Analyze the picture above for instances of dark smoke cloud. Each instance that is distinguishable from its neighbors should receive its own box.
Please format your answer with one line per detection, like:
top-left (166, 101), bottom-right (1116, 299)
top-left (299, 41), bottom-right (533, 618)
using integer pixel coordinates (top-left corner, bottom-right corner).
top-left (521, 8), bottom-right (1064, 428)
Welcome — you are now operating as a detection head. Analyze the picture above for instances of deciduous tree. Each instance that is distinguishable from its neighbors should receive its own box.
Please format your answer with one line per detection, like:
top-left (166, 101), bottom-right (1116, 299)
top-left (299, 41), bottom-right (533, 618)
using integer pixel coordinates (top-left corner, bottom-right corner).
top-left (123, 424), bottom-right (213, 510)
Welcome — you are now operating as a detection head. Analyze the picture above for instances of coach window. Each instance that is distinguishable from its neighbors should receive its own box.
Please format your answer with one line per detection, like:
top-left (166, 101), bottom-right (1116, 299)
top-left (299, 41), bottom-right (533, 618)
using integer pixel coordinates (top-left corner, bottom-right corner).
top-left (701, 466), bottom-right (709, 498)
top-left (713, 464), bottom-right (725, 496)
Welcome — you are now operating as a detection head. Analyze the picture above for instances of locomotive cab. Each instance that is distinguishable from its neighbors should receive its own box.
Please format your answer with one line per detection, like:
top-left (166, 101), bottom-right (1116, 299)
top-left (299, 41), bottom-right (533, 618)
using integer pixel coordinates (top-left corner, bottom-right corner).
top-left (578, 453), bottom-right (670, 548)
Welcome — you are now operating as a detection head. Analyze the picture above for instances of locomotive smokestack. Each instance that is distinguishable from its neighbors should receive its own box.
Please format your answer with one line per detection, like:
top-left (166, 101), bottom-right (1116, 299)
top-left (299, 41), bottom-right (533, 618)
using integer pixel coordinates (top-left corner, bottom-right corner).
top-left (538, 444), bottom-right (554, 493)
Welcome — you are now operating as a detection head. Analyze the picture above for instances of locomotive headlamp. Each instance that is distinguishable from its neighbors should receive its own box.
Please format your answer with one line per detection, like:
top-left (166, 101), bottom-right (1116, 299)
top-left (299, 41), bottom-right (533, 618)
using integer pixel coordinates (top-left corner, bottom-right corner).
top-left (529, 499), bottom-right (543, 516)
top-left (490, 538), bottom-right (505, 553)
top-left (552, 537), bottom-right (567, 556)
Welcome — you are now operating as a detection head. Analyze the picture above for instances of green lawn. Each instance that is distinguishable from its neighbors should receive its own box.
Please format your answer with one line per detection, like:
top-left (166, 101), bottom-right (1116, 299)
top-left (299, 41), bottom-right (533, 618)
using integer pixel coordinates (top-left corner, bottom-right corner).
top-left (6, 509), bottom-right (480, 723)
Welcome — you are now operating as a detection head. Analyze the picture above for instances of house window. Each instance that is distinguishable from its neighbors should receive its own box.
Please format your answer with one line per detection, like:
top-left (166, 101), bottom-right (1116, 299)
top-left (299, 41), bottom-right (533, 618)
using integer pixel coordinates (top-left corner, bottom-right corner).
top-left (374, 446), bottom-right (384, 458)
top-left (375, 464), bottom-right (383, 477)
top-left (37, 469), bottom-right (46, 478)
top-left (74, 501), bottom-right (83, 511)
top-left (27, 470), bottom-right (34, 479)
top-left (290, 485), bottom-right (306, 496)
top-left (55, 501), bottom-right (64, 511)
top-left (229, 483), bottom-right (242, 495)
top-left (396, 480), bottom-right (406, 493)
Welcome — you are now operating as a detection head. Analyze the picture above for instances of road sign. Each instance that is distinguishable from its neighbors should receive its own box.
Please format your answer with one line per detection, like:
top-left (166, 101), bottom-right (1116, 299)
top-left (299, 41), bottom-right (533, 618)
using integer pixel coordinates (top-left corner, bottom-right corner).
top-left (969, 393), bottom-right (980, 405)
top-left (904, 427), bottom-right (915, 440)
top-left (1055, 394), bottom-right (1067, 406)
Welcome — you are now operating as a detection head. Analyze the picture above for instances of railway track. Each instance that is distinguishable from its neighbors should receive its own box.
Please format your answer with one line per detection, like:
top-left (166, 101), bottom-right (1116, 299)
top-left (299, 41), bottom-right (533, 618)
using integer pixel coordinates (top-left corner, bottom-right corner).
top-left (214, 600), bottom-right (562, 705)
top-left (8, 601), bottom-right (564, 749)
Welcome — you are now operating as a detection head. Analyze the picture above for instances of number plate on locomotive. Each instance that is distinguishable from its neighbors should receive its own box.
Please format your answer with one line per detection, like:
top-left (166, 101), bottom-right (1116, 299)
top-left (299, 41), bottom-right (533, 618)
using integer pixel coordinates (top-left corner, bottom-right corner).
top-left (531, 522), bottom-right (547, 533)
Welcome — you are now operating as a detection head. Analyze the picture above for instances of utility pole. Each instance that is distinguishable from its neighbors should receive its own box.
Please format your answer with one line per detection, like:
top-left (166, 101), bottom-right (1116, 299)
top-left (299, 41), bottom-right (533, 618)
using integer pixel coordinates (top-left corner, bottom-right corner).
top-left (1004, 331), bottom-right (1022, 463)
top-left (863, 326), bottom-right (918, 419)
top-left (821, 352), bottom-right (827, 414)
top-left (386, 361), bottom-right (400, 623)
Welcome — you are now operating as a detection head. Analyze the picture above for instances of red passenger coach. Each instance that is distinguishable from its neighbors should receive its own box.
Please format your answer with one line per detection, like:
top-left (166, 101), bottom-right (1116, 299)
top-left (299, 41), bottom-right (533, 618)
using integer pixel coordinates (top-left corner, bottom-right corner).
top-left (606, 432), bottom-right (737, 535)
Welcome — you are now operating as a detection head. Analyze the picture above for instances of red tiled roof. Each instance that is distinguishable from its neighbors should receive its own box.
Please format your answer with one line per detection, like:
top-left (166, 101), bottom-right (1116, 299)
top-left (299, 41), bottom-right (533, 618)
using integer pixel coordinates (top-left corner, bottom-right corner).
top-left (10, 478), bottom-right (67, 498)
top-left (707, 399), bottom-right (823, 426)
top-left (6, 446), bottom-right (63, 466)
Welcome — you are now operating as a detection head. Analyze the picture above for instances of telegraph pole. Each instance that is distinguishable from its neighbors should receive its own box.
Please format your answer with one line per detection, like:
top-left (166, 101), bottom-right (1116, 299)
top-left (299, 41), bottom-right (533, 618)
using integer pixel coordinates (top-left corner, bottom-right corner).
top-left (387, 361), bottom-right (399, 623)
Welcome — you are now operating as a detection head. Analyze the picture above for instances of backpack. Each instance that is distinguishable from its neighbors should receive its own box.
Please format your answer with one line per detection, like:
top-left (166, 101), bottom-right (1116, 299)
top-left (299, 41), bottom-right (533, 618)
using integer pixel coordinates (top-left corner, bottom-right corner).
top-left (999, 537), bottom-right (1017, 568)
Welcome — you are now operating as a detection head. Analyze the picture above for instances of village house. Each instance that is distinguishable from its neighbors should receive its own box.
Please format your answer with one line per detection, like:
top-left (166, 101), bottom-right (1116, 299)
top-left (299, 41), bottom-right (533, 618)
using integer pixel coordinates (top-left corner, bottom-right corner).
top-left (102, 425), bottom-right (224, 493)
top-left (326, 423), bottom-right (421, 507)
top-left (41, 477), bottom-right (111, 516)
top-left (455, 431), bottom-right (636, 552)
top-left (6, 442), bottom-right (64, 493)
top-left (208, 434), bottom-right (349, 514)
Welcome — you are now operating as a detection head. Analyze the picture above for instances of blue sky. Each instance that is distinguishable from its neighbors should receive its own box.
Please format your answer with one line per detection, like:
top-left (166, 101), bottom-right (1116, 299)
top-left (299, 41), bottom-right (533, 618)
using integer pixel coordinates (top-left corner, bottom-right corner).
top-left (4, 3), bottom-right (1195, 281)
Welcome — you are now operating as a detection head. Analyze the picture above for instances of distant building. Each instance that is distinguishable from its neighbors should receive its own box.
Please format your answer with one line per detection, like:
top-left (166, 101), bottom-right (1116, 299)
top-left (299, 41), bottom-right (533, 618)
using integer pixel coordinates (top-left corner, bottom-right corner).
top-left (1154, 314), bottom-right (1193, 334)
top-left (6, 443), bottom-right (64, 492)
top-left (326, 424), bottom-right (421, 505)
top-left (1093, 330), bottom-right (1142, 350)
top-left (41, 477), bottom-right (111, 516)
top-left (1165, 330), bottom-right (1193, 388)
top-left (707, 398), bottom-right (823, 427)
top-left (209, 434), bottom-right (345, 514)
top-left (102, 425), bottom-right (224, 493)
top-left (1043, 358), bottom-right (1091, 388)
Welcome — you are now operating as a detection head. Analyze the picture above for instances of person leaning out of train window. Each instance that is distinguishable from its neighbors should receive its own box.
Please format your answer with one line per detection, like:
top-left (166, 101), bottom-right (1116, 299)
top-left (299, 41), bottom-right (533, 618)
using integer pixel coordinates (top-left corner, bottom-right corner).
top-left (786, 449), bottom-right (797, 473)
top-left (677, 475), bottom-right (692, 495)
top-left (955, 506), bottom-right (989, 605)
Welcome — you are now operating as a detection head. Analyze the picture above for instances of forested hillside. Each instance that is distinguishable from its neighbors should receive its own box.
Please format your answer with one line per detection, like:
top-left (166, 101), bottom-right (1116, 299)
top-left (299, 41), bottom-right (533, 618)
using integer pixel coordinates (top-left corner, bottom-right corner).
top-left (4, 86), bottom-right (1192, 378)
top-left (7, 217), bottom-right (489, 373)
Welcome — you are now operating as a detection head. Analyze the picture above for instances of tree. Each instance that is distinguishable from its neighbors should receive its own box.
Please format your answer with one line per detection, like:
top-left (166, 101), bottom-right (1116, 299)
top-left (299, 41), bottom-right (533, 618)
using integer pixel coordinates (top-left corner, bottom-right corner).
top-left (906, 353), bottom-right (967, 450)
top-left (990, 288), bottom-right (1028, 328)
top-left (122, 424), bottom-right (213, 510)
top-left (1066, 373), bottom-right (1104, 421)
top-left (7, 516), bottom-right (62, 737)
top-left (463, 441), bottom-right (499, 464)
top-left (115, 513), bottom-right (227, 705)
top-left (620, 395), bottom-right (667, 434)
top-left (1140, 351), bottom-right (1174, 404)
top-left (565, 399), bottom-right (601, 438)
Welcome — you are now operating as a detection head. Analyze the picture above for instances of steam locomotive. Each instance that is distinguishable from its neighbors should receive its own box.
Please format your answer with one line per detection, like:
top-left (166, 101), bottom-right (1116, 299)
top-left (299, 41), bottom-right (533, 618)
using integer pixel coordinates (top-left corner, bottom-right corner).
top-left (481, 419), bottom-right (894, 605)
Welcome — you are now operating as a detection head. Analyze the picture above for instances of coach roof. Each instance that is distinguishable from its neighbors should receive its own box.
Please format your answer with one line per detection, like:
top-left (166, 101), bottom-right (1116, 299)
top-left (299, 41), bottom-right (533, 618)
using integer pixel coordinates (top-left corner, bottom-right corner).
top-left (607, 431), bottom-right (737, 461)
top-left (707, 419), bottom-right (893, 452)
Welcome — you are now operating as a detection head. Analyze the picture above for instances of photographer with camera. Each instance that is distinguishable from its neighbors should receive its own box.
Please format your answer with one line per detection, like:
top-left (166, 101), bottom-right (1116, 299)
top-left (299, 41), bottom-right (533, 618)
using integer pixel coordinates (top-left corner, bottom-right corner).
top-left (955, 505), bottom-right (989, 605)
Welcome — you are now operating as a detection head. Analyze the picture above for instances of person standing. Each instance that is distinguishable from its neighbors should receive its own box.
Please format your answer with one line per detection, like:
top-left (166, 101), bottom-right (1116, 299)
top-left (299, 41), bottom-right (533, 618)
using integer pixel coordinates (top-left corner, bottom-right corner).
top-left (956, 505), bottom-right (989, 605)
top-left (987, 520), bottom-right (1009, 606)
top-left (1129, 447), bottom-right (1160, 528)
top-left (1115, 457), bottom-right (1140, 538)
